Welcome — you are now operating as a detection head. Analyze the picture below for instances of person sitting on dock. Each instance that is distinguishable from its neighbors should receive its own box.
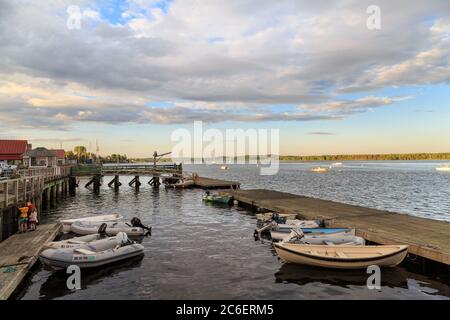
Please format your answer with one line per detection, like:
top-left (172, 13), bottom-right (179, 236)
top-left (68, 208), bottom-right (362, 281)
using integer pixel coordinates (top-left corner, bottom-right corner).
top-left (28, 206), bottom-right (38, 231)
top-left (18, 206), bottom-right (29, 233)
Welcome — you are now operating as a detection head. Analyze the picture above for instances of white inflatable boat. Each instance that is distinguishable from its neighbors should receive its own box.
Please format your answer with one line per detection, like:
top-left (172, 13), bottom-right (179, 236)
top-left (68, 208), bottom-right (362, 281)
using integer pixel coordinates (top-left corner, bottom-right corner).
top-left (61, 214), bottom-right (123, 232)
top-left (280, 230), bottom-right (365, 246)
top-left (40, 233), bottom-right (144, 269)
top-left (44, 233), bottom-right (111, 250)
top-left (70, 218), bottom-right (151, 237)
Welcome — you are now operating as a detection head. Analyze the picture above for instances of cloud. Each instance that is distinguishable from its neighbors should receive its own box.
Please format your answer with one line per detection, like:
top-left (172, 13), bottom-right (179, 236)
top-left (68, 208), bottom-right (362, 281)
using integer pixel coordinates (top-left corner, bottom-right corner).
top-left (0, 0), bottom-right (449, 130)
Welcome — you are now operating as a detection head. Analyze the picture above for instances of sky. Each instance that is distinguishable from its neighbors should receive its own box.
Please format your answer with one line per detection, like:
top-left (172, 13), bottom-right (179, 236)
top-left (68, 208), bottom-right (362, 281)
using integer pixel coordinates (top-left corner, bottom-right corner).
top-left (0, 0), bottom-right (449, 157)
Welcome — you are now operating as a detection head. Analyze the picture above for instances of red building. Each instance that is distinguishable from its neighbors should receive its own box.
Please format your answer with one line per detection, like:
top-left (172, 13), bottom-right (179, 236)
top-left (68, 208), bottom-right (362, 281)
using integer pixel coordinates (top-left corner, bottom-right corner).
top-left (50, 149), bottom-right (66, 165)
top-left (0, 140), bottom-right (30, 164)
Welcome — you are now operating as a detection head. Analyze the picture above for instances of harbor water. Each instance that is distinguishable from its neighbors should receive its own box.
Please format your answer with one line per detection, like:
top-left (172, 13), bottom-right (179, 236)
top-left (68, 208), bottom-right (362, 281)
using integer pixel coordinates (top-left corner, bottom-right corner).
top-left (18, 161), bottom-right (450, 299)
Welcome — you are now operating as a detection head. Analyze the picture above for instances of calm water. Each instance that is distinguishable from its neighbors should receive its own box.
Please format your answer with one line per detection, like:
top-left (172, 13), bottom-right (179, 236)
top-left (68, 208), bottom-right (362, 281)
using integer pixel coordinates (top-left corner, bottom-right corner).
top-left (18, 161), bottom-right (450, 300)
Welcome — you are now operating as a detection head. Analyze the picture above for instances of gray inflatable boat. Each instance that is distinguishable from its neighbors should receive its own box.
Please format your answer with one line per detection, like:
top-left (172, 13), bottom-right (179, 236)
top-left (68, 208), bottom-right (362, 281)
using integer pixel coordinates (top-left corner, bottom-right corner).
top-left (40, 233), bottom-right (145, 269)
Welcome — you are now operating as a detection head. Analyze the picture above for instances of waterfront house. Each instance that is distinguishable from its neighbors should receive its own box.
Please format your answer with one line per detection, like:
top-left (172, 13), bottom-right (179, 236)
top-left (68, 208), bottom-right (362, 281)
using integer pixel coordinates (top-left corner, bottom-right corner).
top-left (51, 149), bottom-right (66, 166)
top-left (0, 140), bottom-right (31, 165)
top-left (23, 147), bottom-right (57, 167)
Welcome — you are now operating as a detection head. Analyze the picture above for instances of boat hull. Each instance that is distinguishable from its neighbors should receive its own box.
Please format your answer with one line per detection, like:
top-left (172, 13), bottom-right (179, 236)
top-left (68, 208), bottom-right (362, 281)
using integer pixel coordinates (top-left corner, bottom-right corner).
top-left (70, 221), bottom-right (146, 236)
top-left (40, 244), bottom-right (144, 269)
top-left (274, 244), bottom-right (408, 269)
top-left (61, 214), bottom-right (123, 232)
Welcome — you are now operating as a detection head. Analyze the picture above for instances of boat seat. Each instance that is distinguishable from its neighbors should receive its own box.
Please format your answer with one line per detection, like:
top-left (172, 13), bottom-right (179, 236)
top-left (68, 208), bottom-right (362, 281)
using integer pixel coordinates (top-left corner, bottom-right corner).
top-left (75, 248), bottom-right (96, 255)
top-left (68, 240), bottom-right (86, 244)
top-left (335, 251), bottom-right (348, 258)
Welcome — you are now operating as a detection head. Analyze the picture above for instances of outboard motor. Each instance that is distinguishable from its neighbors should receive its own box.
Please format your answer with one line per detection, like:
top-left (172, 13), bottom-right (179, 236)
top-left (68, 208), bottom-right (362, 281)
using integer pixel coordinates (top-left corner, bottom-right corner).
top-left (130, 217), bottom-right (152, 236)
top-left (116, 232), bottom-right (130, 246)
top-left (97, 223), bottom-right (108, 237)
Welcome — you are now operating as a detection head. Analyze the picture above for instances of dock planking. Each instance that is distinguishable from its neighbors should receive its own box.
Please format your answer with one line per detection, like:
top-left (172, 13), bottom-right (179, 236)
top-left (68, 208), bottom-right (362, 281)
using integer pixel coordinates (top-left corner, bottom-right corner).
top-left (193, 177), bottom-right (240, 189)
top-left (231, 189), bottom-right (450, 266)
top-left (0, 223), bottom-right (61, 300)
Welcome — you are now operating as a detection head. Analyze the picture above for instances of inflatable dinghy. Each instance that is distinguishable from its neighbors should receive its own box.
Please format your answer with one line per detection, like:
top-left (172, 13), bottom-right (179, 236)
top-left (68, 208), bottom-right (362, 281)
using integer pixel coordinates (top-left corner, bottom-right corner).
top-left (70, 217), bottom-right (151, 237)
top-left (40, 232), bottom-right (144, 269)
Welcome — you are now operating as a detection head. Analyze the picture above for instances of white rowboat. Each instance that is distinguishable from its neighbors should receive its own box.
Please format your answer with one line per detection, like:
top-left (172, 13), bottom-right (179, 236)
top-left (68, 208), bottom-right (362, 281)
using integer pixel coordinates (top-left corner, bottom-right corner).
top-left (274, 243), bottom-right (408, 269)
top-left (61, 214), bottom-right (123, 232)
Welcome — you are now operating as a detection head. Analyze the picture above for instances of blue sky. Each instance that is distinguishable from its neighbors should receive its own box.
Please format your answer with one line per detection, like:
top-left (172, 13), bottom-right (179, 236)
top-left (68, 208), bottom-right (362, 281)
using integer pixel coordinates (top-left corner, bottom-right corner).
top-left (0, 0), bottom-right (449, 157)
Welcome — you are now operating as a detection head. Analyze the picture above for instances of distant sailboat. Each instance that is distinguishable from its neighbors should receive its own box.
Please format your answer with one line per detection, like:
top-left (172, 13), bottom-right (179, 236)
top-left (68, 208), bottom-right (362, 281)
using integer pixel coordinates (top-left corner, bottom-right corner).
top-left (436, 164), bottom-right (450, 172)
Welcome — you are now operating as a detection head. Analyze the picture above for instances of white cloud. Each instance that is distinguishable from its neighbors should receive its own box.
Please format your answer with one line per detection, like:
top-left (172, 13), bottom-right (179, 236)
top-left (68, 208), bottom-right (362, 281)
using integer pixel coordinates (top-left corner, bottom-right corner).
top-left (0, 0), bottom-right (449, 130)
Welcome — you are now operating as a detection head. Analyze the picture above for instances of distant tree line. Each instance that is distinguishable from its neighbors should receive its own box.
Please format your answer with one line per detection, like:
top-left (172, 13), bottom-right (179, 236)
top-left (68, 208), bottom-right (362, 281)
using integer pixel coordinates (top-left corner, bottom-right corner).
top-left (279, 153), bottom-right (450, 161)
top-left (65, 146), bottom-right (127, 164)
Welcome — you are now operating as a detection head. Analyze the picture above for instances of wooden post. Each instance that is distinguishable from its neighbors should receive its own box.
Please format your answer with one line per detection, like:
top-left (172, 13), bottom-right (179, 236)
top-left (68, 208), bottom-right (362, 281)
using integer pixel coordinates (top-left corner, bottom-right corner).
top-left (69, 176), bottom-right (77, 195)
top-left (93, 174), bottom-right (101, 194)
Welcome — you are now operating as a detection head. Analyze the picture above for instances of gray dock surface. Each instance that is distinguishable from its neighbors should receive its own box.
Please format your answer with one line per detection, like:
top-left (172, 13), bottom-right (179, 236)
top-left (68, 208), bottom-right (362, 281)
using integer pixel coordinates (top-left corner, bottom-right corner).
top-left (231, 189), bottom-right (450, 266)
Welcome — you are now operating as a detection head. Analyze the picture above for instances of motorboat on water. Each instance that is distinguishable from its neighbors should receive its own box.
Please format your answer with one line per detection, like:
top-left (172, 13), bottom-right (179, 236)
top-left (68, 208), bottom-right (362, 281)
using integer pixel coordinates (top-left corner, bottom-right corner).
top-left (40, 232), bottom-right (145, 270)
top-left (436, 164), bottom-right (450, 172)
top-left (311, 167), bottom-right (328, 173)
top-left (202, 192), bottom-right (232, 204)
top-left (270, 227), bottom-right (354, 242)
top-left (166, 178), bottom-right (194, 189)
top-left (279, 229), bottom-right (365, 246)
top-left (70, 217), bottom-right (151, 237)
top-left (60, 213), bottom-right (123, 232)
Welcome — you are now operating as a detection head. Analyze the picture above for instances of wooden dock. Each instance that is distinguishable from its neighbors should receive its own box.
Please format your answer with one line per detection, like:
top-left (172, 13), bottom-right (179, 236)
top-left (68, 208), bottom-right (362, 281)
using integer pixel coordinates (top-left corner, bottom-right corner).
top-left (193, 177), bottom-right (240, 189)
top-left (231, 189), bottom-right (450, 266)
top-left (0, 223), bottom-right (61, 300)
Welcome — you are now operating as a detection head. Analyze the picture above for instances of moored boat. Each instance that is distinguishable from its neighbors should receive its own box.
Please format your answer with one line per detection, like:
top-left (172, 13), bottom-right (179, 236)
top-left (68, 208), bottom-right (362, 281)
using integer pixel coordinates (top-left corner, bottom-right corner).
top-left (70, 218), bottom-right (151, 237)
top-left (167, 179), bottom-right (194, 189)
top-left (44, 233), bottom-right (107, 249)
top-left (270, 228), bottom-right (354, 242)
top-left (280, 229), bottom-right (365, 246)
top-left (40, 233), bottom-right (145, 270)
top-left (61, 213), bottom-right (123, 232)
top-left (202, 191), bottom-right (232, 204)
top-left (436, 164), bottom-right (450, 172)
top-left (273, 243), bottom-right (408, 269)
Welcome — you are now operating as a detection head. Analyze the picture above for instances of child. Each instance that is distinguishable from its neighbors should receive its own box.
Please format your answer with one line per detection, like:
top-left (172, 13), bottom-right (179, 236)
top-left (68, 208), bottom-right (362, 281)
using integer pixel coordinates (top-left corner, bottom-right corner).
top-left (28, 207), bottom-right (38, 231)
top-left (18, 206), bottom-right (29, 233)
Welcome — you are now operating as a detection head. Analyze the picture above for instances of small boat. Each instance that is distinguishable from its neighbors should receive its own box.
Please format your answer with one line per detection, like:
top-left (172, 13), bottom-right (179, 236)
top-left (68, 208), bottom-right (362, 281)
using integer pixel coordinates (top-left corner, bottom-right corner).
top-left (70, 218), bottom-right (151, 237)
top-left (270, 228), bottom-right (354, 242)
top-left (276, 220), bottom-right (321, 230)
top-left (311, 167), bottom-right (328, 173)
top-left (255, 212), bottom-right (297, 222)
top-left (273, 243), bottom-right (408, 269)
top-left (220, 165), bottom-right (229, 170)
top-left (436, 164), bottom-right (450, 172)
top-left (280, 229), bottom-right (365, 246)
top-left (60, 213), bottom-right (123, 232)
top-left (332, 162), bottom-right (343, 166)
top-left (202, 193), bottom-right (232, 204)
top-left (167, 179), bottom-right (194, 189)
top-left (44, 233), bottom-right (111, 249)
top-left (40, 233), bottom-right (145, 270)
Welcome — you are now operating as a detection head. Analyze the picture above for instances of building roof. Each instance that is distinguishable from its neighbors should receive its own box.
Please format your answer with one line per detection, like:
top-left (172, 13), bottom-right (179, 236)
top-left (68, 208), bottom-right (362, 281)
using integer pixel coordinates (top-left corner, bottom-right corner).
top-left (23, 147), bottom-right (57, 158)
top-left (0, 140), bottom-right (28, 160)
top-left (50, 149), bottom-right (65, 159)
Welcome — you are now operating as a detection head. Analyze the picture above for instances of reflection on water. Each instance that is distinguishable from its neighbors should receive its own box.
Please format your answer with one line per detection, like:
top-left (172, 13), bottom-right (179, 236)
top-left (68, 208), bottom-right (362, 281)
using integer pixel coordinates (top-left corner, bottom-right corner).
top-left (17, 162), bottom-right (450, 300)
